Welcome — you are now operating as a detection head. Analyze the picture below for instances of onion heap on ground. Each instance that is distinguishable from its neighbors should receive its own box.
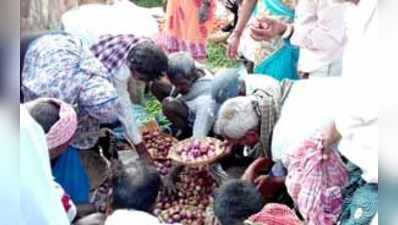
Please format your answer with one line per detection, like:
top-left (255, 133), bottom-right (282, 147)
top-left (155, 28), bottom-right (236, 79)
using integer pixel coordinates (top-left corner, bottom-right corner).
top-left (143, 130), bottom-right (177, 159)
top-left (153, 167), bottom-right (217, 225)
top-left (147, 133), bottom-right (218, 225)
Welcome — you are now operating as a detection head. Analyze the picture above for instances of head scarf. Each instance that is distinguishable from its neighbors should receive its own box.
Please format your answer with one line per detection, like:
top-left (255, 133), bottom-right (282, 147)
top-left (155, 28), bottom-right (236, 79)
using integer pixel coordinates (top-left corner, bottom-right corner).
top-left (45, 98), bottom-right (78, 151)
top-left (90, 34), bottom-right (149, 74)
top-left (244, 203), bottom-right (302, 225)
top-left (252, 79), bottom-right (293, 159)
top-left (24, 98), bottom-right (78, 152)
top-left (284, 134), bottom-right (348, 225)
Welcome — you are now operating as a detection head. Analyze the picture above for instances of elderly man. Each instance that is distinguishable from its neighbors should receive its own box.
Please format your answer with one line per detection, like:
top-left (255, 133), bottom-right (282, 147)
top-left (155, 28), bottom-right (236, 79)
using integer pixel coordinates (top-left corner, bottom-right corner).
top-left (151, 52), bottom-right (218, 139)
top-left (214, 74), bottom-right (379, 224)
top-left (151, 52), bottom-right (232, 189)
top-left (214, 75), bottom-right (344, 163)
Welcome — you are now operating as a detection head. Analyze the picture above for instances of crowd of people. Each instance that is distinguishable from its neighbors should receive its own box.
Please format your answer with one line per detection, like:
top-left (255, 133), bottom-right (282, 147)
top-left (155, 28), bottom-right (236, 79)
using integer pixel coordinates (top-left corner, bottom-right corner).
top-left (20, 0), bottom-right (378, 224)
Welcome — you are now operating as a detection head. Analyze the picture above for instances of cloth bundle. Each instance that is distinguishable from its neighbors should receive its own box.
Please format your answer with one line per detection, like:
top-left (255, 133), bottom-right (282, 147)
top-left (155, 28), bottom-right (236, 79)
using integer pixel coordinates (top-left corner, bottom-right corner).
top-left (285, 134), bottom-right (348, 225)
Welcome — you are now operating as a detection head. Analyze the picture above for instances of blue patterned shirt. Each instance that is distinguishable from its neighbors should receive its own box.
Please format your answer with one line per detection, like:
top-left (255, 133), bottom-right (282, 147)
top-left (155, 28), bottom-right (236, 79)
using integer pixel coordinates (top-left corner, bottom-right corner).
top-left (22, 33), bottom-right (121, 149)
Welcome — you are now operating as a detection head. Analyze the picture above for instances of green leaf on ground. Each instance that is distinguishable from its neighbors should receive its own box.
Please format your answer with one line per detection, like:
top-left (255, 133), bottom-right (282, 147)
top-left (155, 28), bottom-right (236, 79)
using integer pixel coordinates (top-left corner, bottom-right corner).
top-left (207, 42), bottom-right (240, 70)
top-left (132, 0), bottom-right (163, 7)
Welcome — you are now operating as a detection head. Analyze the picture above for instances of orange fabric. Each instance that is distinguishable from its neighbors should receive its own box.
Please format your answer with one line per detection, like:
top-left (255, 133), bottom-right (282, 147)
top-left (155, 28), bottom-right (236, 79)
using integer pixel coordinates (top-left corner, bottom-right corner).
top-left (165, 0), bottom-right (216, 43)
top-left (160, 0), bottom-right (217, 59)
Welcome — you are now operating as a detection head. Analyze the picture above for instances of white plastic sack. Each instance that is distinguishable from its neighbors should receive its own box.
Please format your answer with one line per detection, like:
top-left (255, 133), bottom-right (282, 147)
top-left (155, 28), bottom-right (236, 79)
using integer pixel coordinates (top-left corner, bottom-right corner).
top-left (62, 0), bottom-right (161, 47)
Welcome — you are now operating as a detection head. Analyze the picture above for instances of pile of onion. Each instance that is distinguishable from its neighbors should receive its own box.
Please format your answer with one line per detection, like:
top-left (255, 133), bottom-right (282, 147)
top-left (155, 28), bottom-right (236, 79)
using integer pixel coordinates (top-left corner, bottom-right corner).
top-left (170, 138), bottom-right (223, 165)
top-left (143, 131), bottom-right (176, 159)
top-left (148, 134), bottom-right (218, 225)
top-left (152, 164), bottom-right (217, 225)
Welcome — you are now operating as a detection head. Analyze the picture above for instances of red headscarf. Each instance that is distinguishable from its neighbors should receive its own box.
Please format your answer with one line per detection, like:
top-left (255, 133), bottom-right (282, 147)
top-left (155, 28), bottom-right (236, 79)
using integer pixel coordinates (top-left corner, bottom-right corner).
top-left (245, 203), bottom-right (302, 225)
top-left (45, 98), bottom-right (77, 151)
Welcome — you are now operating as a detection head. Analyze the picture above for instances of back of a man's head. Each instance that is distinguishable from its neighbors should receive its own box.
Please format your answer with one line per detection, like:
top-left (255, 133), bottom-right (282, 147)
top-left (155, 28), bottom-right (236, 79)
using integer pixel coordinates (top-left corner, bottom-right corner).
top-left (127, 41), bottom-right (168, 81)
top-left (29, 101), bottom-right (60, 133)
top-left (167, 52), bottom-right (196, 81)
top-left (214, 180), bottom-right (264, 225)
top-left (111, 160), bottom-right (161, 213)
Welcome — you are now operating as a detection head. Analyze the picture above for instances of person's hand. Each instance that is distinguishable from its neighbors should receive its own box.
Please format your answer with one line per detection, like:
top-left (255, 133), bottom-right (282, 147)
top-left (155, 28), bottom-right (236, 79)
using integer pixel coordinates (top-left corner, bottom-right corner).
top-left (162, 174), bottom-right (178, 195)
top-left (162, 163), bottom-right (184, 195)
top-left (209, 163), bottom-right (229, 185)
top-left (198, 2), bottom-right (209, 24)
top-left (135, 142), bottom-right (154, 166)
top-left (241, 157), bottom-right (273, 182)
top-left (220, 139), bottom-right (234, 156)
top-left (249, 16), bottom-right (287, 41)
top-left (320, 121), bottom-right (341, 153)
top-left (227, 32), bottom-right (241, 59)
top-left (254, 175), bottom-right (285, 200)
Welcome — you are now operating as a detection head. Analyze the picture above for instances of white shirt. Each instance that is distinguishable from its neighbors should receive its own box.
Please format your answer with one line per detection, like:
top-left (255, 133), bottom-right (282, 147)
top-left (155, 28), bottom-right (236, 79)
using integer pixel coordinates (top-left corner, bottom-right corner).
top-left (335, 79), bottom-right (378, 183)
top-left (337, 0), bottom-right (378, 183)
top-left (273, 77), bottom-right (378, 184)
top-left (336, 108), bottom-right (378, 183)
top-left (113, 65), bottom-right (143, 144)
top-left (272, 78), bottom-right (344, 162)
top-left (179, 72), bottom-right (216, 138)
top-left (105, 209), bottom-right (181, 225)
top-left (291, 0), bottom-right (347, 73)
top-left (342, 0), bottom-right (378, 80)
top-left (19, 106), bottom-right (69, 225)
top-left (0, 108), bottom-right (21, 225)
top-left (243, 74), bottom-right (281, 95)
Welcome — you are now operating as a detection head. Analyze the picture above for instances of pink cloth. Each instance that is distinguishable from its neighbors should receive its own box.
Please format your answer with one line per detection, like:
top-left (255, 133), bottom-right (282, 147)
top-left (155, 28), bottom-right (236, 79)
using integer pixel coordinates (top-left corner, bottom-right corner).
top-left (285, 134), bottom-right (348, 225)
top-left (46, 98), bottom-right (78, 150)
top-left (245, 203), bottom-right (302, 225)
top-left (290, 0), bottom-right (346, 73)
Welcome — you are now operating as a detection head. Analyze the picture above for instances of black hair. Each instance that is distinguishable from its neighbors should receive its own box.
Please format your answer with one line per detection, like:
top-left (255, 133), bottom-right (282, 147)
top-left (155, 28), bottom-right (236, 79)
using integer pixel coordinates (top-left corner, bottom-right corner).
top-left (222, 0), bottom-right (242, 32)
top-left (30, 101), bottom-right (60, 133)
top-left (214, 180), bottom-right (264, 225)
top-left (127, 41), bottom-right (168, 81)
top-left (112, 160), bottom-right (161, 212)
top-left (166, 52), bottom-right (196, 81)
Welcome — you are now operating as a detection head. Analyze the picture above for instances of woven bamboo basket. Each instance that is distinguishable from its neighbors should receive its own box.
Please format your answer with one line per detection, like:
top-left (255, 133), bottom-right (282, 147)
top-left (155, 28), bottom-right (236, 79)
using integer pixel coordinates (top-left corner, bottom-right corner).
top-left (168, 137), bottom-right (225, 166)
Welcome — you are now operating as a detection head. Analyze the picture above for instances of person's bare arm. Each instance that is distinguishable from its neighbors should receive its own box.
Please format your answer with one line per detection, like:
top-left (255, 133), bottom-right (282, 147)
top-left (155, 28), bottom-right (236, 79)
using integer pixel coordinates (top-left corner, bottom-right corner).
top-left (227, 0), bottom-right (257, 58)
top-left (163, 162), bottom-right (185, 195)
top-left (322, 121), bottom-right (342, 150)
top-left (234, 0), bottom-right (257, 35)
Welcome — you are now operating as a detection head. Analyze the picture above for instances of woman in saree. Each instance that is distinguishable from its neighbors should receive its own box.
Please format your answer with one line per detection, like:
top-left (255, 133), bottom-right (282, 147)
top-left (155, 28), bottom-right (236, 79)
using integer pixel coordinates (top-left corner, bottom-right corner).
top-left (227, 0), bottom-right (298, 81)
top-left (159, 0), bottom-right (217, 62)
